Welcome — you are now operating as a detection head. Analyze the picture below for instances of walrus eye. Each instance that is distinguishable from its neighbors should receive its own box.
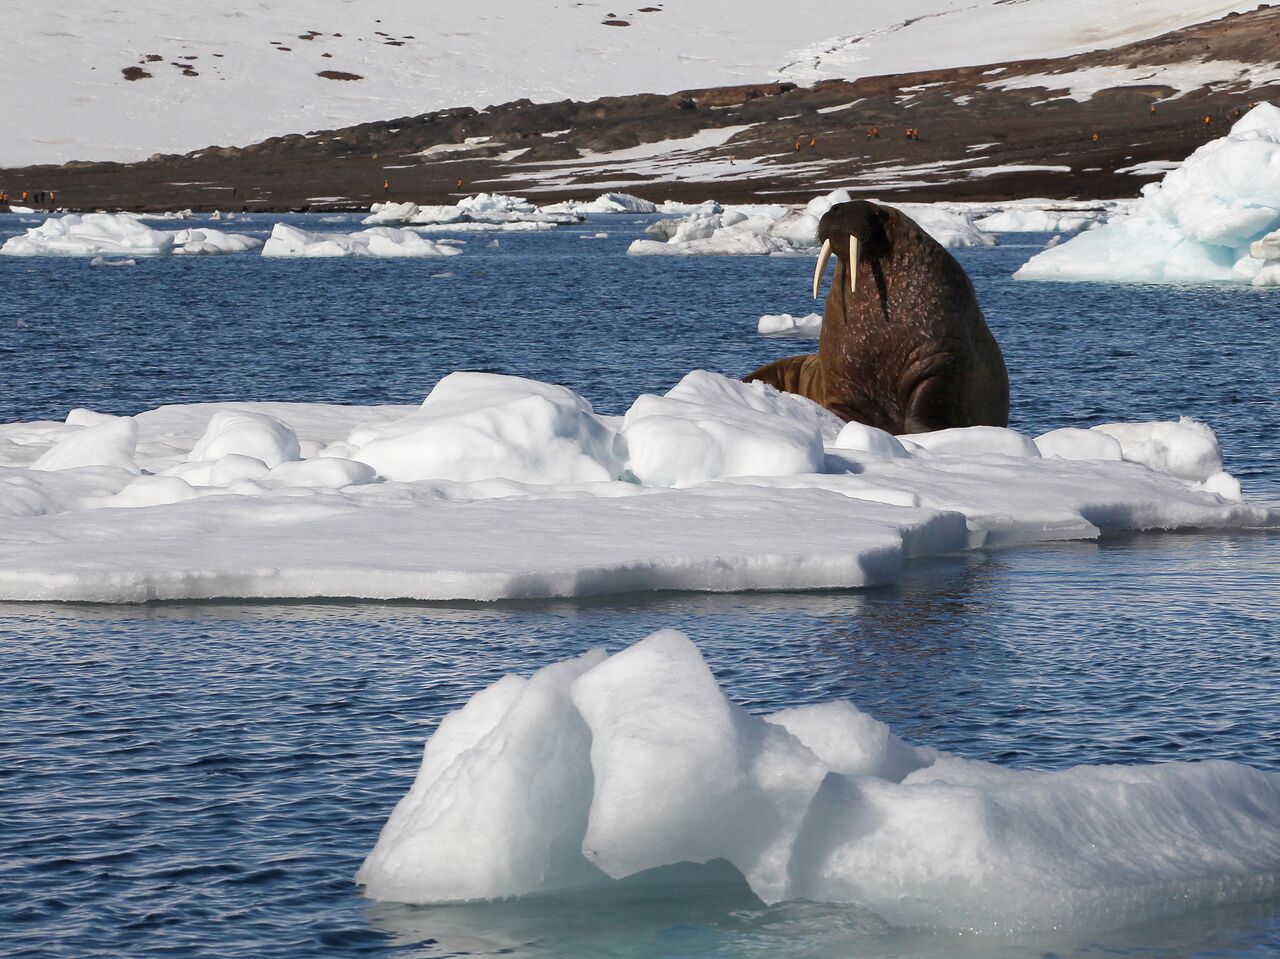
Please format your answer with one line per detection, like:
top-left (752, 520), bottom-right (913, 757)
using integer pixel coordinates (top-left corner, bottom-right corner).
top-left (812, 238), bottom-right (833, 299)
top-left (849, 236), bottom-right (859, 293)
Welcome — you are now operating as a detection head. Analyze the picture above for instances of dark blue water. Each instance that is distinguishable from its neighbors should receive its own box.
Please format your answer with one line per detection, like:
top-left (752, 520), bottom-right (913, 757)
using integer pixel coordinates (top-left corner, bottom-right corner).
top-left (0, 214), bottom-right (1277, 958)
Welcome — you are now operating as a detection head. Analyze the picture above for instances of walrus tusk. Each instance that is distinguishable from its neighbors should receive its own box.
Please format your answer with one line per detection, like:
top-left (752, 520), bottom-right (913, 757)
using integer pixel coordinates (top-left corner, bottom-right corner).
top-left (812, 238), bottom-right (833, 298)
top-left (849, 235), bottom-right (859, 293)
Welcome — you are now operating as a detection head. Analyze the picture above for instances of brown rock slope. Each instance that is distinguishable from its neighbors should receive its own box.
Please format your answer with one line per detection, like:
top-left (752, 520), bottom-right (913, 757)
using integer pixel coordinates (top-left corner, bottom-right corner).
top-left (4, 6), bottom-right (1279, 212)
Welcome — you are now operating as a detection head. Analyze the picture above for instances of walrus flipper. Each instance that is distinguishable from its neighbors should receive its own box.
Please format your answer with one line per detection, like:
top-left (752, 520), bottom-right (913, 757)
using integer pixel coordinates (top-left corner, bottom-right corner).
top-left (744, 354), bottom-right (823, 403)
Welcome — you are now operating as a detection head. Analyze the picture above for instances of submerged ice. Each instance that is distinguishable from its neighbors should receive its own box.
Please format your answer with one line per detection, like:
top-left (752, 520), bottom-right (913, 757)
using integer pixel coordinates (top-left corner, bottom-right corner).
top-left (358, 630), bottom-right (1280, 932)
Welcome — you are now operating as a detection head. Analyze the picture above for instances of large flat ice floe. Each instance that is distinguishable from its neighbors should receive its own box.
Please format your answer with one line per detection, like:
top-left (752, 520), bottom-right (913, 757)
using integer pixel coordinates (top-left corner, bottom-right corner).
top-left (358, 630), bottom-right (1280, 932)
top-left (0, 370), bottom-right (1273, 603)
top-left (0, 213), bottom-right (262, 257)
top-left (629, 189), bottom-right (995, 256)
top-left (1017, 102), bottom-right (1280, 284)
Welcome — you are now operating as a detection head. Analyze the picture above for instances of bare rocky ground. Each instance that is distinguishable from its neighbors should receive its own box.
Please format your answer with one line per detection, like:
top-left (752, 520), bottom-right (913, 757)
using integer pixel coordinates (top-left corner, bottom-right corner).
top-left (4, 6), bottom-right (1279, 212)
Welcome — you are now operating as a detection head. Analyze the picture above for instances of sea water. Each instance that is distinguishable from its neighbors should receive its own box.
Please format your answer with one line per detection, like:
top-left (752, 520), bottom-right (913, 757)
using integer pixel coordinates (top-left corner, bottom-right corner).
top-left (0, 214), bottom-right (1277, 958)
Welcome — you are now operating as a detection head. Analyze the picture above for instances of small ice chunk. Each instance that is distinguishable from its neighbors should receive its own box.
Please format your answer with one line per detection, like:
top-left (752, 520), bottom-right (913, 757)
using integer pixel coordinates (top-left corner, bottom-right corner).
top-left (758, 312), bottom-right (822, 337)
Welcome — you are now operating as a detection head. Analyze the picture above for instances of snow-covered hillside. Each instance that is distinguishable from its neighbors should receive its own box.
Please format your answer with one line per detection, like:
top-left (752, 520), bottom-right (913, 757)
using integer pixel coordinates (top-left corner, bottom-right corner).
top-left (3, 0), bottom-right (1259, 167)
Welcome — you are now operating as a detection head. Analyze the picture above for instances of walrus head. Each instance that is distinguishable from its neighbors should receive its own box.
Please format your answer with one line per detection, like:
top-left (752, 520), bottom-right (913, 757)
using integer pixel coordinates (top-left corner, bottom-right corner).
top-left (812, 200), bottom-right (885, 298)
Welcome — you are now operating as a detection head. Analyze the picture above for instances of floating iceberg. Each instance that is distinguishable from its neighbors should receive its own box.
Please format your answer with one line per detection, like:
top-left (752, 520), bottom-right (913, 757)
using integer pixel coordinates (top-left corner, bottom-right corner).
top-left (629, 189), bottom-right (994, 256)
top-left (0, 371), bottom-right (1271, 603)
top-left (358, 630), bottom-right (1280, 933)
top-left (260, 223), bottom-right (462, 258)
top-left (973, 207), bottom-right (1102, 234)
top-left (758, 312), bottom-right (823, 338)
top-left (363, 193), bottom-right (581, 227)
top-left (541, 193), bottom-right (658, 215)
top-left (1016, 102), bottom-right (1280, 284)
top-left (0, 213), bottom-right (262, 257)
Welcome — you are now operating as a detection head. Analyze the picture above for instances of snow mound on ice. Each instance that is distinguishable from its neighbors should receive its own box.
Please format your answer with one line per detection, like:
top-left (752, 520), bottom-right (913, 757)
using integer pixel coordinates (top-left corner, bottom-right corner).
top-left (758, 312), bottom-right (823, 337)
top-left (630, 190), bottom-right (993, 256)
top-left (31, 416), bottom-right (139, 473)
top-left (907, 425), bottom-right (1041, 459)
top-left (541, 193), bottom-right (658, 215)
top-left (188, 410), bottom-right (301, 468)
top-left (352, 372), bottom-right (624, 484)
top-left (261, 223), bottom-right (463, 258)
top-left (358, 630), bottom-right (1280, 933)
top-left (0, 213), bottom-right (261, 257)
top-left (621, 371), bottom-right (840, 486)
top-left (1016, 102), bottom-right (1280, 284)
top-left (1092, 418), bottom-right (1224, 482)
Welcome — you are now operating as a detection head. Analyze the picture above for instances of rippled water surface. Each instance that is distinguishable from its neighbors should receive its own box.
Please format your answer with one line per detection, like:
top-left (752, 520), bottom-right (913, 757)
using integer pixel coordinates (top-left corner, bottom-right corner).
top-left (0, 214), bottom-right (1277, 957)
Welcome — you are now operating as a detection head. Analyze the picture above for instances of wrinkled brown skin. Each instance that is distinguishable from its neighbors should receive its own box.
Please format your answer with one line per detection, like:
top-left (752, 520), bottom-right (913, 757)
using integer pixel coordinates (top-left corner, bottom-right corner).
top-left (745, 200), bottom-right (1009, 434)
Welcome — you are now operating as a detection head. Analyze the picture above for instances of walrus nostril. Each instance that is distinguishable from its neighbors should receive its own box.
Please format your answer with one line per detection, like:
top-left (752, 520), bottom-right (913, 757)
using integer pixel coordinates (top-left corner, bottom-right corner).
top-left (850, 236), bottom-right (859, 293)
top-left (812, 238), bottom-right (833, 299)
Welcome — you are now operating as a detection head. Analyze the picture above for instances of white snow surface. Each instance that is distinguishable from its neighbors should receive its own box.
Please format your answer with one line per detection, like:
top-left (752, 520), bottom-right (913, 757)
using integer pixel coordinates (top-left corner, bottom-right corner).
top-left (0, 371), bottom-right (1272, 603)
top-left (1017, 103), bottom-right (1280, 284)
top-left (358, 629), bottom-right (1280, 933)
top-left (4, 2), bottom-right (1262, 168)
top-left (629, 189), bottom-right (994, 256)
top-left (260, 223), bottom-right (462, 258)
top-left (0, 213), bottom-right (262, 257)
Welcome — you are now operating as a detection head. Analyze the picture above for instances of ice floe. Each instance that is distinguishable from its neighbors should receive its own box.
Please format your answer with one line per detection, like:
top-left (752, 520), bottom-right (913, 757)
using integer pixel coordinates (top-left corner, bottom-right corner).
top-left (358, 629), bottom-right (1280, 933)
top-left (629, 189), bottom-right (994, 256)
top-left (0, 213), bottom-right (262, 257)
top-left (260, 223), bottom-right (463, 258)
top-left (540, 193), bottom-right (658, 215)
top-left (758, 313), bottom-right (823, 338)
top-left (0, 371), bottom-right (1272, 603)
top-left (363, 193), bottom-right (581, 228)
top-left (1017, 102), bottom-right (1280, 284)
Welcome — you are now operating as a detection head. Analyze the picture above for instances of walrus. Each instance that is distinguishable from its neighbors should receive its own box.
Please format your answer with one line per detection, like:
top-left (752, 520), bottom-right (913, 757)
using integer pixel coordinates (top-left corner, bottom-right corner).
top-left (745, 200), bottom-right (1009, 434)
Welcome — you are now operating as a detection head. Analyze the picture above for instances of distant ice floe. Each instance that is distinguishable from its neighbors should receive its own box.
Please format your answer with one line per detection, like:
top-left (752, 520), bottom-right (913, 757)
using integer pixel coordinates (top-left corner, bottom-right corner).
top-left (758, 313), bottom-right (823, 337)
top-left (363, 192), bottom-right (581, 228)
top-left (629, 189), bottom-right (995, 256)
top-left (0, 370), bottom-right (1272, 603)
top-left (358, 629), bottom-right (1280, 933)
top-left (261, 223), bottom-right (463, 258)
top-left (0, 213), bottom-right (262, 257)
top-left (541, 192), bottom-right (658, 215)
top-left (1017, 102), bottom-right (1280, 285)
